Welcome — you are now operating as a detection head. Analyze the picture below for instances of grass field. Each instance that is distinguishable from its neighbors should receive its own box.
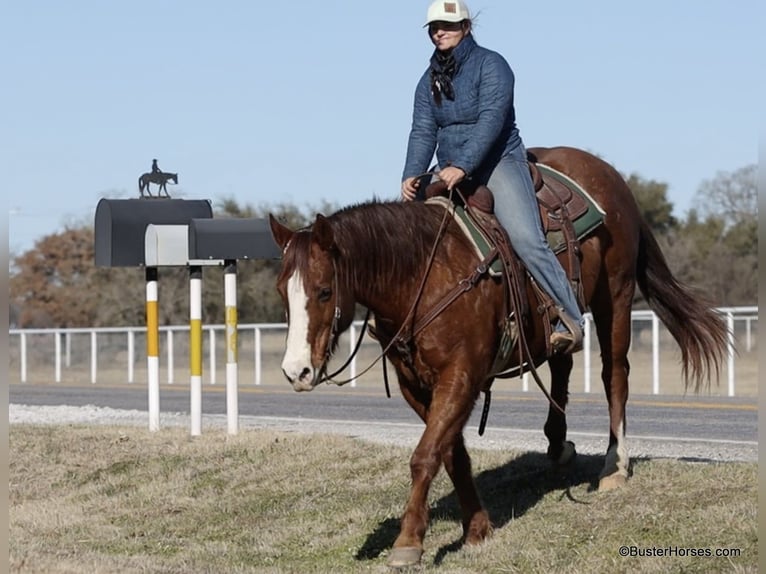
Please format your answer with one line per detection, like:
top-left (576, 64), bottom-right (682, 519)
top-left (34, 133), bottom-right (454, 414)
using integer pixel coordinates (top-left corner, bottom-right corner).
top-left (10, 425), bottom-right (757, 573)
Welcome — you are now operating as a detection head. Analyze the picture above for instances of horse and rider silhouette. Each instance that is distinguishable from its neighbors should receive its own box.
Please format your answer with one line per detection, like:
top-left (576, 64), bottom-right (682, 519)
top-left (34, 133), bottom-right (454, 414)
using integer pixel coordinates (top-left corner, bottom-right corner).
top-left (138, 159), bottom-right (177, 198)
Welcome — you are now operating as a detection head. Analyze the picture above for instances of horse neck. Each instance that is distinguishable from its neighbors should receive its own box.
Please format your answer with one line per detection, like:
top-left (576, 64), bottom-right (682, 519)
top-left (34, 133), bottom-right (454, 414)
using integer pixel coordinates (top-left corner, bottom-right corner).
top-left (332, 203), bottom-right (444, 314)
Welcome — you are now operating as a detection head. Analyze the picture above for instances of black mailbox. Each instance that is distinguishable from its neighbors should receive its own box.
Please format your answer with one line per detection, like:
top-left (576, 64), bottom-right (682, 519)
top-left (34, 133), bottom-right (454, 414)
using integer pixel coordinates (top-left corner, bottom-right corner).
top-left (95, 198), bottom-right (213, 267)
top-left (188, 218), bottom-right (281, 261)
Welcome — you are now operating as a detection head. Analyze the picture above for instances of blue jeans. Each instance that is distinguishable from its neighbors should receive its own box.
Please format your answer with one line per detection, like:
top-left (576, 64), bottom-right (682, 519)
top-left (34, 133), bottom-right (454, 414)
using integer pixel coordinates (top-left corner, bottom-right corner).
top-left (483, 146), bottom-right (583, 332)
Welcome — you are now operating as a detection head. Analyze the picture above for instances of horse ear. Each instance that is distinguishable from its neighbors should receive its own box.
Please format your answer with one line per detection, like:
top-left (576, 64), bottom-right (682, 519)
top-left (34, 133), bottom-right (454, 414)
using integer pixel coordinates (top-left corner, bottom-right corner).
top-left (269, 214), bottom-right (293, 250)
top-left (312, 214), bottom-right (336, 252)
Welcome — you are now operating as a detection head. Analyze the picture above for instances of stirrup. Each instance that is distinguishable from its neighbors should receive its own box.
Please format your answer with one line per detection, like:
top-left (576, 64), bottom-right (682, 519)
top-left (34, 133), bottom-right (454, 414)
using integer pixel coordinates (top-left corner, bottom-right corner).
top-left (550, 308), bottom-right (583, 355)
top-left (550, 330), bottom-right (583, 354)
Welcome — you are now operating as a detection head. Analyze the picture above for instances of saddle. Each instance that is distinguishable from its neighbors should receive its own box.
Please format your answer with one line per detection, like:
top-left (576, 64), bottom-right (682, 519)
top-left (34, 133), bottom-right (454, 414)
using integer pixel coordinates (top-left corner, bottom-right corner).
top-left (423, 156), bottom-right (599, 362)
top-left (426, 164), bottom-right (588, 296)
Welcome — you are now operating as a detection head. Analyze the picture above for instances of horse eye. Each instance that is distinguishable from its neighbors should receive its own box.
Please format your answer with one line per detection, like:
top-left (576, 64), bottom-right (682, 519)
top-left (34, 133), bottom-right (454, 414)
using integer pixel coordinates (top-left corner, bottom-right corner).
top-left (318, 287), bottom-right (332, 302)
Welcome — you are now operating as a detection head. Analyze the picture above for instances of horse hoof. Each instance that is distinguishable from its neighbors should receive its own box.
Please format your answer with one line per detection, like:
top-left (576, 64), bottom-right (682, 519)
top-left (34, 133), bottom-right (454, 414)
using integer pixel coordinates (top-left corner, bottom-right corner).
top-left (598, 472), bottom-right (628, 491)
top-left (556, 441), bottom-right (577, 467)
top-left (548, 440), bottom-right (576, 468)
top-left (387, 546), bottom-right (423, 569)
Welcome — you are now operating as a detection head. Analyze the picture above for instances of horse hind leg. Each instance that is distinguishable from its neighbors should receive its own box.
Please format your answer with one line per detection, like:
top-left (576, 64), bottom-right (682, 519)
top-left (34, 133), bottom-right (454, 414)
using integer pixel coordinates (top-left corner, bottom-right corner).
top-left (543, 354), bottom-right (576, 467)
top-left (591, 283), bottom-right (633, 490)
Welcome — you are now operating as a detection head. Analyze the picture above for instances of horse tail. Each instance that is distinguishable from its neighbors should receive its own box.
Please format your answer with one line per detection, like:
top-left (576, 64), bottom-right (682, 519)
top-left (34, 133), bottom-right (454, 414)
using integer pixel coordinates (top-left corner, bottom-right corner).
top-left (635, 218), bottom-right (728, 392)
top-left (138, 175), bottom-right (145, 194)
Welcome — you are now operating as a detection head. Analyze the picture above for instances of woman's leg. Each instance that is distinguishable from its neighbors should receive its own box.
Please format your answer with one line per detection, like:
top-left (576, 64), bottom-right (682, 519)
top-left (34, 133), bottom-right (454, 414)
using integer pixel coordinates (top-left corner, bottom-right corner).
top-left (488, 150), bottom-right (584, 351)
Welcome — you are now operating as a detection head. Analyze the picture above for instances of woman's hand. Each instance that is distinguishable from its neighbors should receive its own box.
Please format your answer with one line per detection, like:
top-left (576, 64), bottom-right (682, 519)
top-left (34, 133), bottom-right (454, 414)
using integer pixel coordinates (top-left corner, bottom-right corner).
top-left (438, 166), bottom-right (466, 190)
top-left (401, 177), bottom-right (420, 201)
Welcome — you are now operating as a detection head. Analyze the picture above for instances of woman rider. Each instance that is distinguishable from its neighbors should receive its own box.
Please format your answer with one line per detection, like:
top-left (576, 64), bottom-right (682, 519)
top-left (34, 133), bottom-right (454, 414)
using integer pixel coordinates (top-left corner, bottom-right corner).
top-left (400, 0), bottom-right (584, 354)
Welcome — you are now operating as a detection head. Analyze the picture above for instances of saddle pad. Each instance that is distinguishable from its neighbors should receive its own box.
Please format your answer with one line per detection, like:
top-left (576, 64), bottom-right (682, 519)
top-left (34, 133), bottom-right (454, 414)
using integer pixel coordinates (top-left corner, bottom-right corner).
top-left (426, 168), bottom-right (606, 270)
top-left (426, 196), bottom-right (504, 276)
top-left (536, 163), bottom-right (606, 254)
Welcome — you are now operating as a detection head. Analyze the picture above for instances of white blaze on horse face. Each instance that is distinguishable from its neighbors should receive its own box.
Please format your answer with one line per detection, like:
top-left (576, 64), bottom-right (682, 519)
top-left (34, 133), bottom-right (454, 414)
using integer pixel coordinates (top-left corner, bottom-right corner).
top-left (282, 270), bottom-right (315, 390)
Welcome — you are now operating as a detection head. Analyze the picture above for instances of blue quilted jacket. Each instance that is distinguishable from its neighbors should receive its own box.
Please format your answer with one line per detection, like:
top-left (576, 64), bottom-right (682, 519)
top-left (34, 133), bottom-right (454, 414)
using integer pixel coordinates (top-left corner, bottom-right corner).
top-left (402, 34), bottom-right (522, 182)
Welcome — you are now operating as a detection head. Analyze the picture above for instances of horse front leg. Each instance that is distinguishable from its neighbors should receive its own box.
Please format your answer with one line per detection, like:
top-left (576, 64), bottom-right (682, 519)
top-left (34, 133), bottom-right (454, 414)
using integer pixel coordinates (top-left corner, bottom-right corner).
top-left (440, 431), bottom-right (492, 544)
top-left (398, 383), bottom-right (490, 548)
top-left (544, 354), bottom-right (576, 466)
top-left (389, 374), bottom-right (480, 568)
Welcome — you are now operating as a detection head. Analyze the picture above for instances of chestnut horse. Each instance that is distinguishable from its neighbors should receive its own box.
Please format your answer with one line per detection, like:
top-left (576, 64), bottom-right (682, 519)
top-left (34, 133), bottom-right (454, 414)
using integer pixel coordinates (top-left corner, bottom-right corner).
top-left (268, 146), bottom-right (728, 568)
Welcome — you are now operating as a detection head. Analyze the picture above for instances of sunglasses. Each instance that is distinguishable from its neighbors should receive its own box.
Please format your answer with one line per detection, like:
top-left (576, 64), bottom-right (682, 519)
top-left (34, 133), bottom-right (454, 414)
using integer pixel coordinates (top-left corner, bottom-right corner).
top-left (428, 21), bottom-right (464, 34)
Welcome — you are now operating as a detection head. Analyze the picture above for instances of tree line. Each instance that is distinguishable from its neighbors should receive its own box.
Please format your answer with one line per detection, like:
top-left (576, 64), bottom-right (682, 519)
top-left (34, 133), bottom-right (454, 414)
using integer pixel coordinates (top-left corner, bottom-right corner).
top-left (9, 165), bottom-right (756, 329)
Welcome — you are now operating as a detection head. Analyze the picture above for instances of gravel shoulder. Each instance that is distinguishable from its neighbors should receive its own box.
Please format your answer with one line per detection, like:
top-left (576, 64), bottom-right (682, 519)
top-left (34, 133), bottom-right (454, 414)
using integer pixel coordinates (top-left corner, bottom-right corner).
top-left (9, 403), bottom-right (757, 463)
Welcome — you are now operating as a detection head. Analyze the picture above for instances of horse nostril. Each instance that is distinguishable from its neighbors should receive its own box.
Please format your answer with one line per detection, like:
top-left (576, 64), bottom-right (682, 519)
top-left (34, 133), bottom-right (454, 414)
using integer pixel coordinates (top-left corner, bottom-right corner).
top-left (300, 367), bottom-right (311, 381)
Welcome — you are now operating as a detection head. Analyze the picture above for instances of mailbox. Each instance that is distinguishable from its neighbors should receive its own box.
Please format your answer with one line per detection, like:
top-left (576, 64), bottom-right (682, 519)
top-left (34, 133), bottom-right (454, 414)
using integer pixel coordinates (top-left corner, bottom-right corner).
top-left (94, 198), bottom-right (213, 267)
top-left (188, 218), bottom-right (281, 261)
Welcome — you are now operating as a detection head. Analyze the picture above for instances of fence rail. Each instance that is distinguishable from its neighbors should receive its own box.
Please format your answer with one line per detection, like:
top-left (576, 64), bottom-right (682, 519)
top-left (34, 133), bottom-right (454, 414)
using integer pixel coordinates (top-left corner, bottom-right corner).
top-left (8, 307), bottom-right (758, 397)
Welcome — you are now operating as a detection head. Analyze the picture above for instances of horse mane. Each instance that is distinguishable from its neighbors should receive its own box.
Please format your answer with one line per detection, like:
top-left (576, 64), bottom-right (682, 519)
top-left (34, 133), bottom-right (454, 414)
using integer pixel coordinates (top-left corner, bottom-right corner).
top-left (333, 199), bottom-right (470, 297)
top-left (284, 199), bottom-right (466, 299)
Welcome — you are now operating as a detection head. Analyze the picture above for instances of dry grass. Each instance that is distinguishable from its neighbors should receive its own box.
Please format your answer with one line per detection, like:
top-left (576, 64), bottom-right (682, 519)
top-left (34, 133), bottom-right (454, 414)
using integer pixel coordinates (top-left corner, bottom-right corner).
top-left (10, 425), bottom-right (757, 573)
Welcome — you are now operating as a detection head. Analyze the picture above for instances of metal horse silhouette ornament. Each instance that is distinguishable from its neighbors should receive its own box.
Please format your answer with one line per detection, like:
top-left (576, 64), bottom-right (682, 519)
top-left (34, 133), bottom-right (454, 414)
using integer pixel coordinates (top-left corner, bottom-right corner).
top-left (138, 171), bottom-right (178, 198)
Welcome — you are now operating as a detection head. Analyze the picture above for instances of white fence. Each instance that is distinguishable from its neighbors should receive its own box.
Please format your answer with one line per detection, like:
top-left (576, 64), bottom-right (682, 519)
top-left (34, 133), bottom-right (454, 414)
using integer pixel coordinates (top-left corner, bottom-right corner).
top-left (8, 307), bottom-right (758, 397)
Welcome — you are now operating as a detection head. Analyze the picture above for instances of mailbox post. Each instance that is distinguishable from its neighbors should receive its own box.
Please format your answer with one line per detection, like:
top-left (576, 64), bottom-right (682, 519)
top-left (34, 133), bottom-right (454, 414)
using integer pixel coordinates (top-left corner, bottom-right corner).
top-left (95, 200), bottom-right (281, 436)
top-left (94, 199), bottom-right (213, 432)
top-left (188, 218), bottom-right (281, 436)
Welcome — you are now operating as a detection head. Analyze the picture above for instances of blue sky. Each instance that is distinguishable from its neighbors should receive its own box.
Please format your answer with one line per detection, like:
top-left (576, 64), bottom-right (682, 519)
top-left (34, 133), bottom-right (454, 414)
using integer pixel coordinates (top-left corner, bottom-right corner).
top-left (5, 1), bottom-right (760, 255)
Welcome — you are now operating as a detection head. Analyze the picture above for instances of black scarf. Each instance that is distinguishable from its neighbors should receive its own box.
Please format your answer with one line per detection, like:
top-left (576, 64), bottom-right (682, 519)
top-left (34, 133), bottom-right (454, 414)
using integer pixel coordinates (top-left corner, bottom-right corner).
top-left (429, 50), bottom-right (457, 106)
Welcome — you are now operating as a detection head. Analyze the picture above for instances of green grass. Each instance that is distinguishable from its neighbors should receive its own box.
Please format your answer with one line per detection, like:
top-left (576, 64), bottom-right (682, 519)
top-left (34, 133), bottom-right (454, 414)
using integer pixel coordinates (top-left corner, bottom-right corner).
top-left (10, 425), bottom-right (757, 573)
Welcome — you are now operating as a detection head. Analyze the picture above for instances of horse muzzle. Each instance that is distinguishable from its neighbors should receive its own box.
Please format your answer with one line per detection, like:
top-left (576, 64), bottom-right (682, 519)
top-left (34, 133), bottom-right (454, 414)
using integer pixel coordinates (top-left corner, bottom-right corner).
top-left (283, 366), bottom-right (320, 392)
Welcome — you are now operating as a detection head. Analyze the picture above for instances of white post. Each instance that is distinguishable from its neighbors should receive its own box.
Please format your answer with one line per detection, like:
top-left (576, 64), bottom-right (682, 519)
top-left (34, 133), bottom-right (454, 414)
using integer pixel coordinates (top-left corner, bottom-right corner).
top-left (209, 329), bottom-right (217, 385)
top-left (254, 327), bottom-right (262, 385)
top-left (583, 314), bottom-right (592, 393)
top-left (20, 333), bottom-right (27, 383)
top-left (727, 312), bottom-right (735, 397)
top-left (146, 267), bottom-right (161, 432)
top-left (55, 330), bottom-right (62, 383)
top-left (90, 331), bottom-right (97, 384)
top-left (65, 332), bottom-right (72, 368)
top-left (349, 323), bottom-right (357, 387)
top-left (190, 266), bottom-right (203, 437)
top-left (128, 330), bottom-right (135, 383)
top-left (224, 260), bottom-right (239, 435)
top-left (167, 329), bottom-right (174, 384)
top-left (652, 313), bottom-right (660, 395)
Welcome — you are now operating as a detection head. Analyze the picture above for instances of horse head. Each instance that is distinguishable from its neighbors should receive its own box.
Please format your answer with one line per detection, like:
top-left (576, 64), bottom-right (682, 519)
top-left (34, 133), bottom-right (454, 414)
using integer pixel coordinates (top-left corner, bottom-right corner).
top-left (167, 172), bottom-right (178, 184)
top-left (269, 213), bottom-right (356, 391)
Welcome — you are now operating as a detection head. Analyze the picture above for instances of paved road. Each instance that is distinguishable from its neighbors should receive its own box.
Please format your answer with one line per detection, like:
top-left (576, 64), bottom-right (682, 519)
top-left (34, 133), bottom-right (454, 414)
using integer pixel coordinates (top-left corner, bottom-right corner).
top-left (10, 381), bottom-right (757, 445)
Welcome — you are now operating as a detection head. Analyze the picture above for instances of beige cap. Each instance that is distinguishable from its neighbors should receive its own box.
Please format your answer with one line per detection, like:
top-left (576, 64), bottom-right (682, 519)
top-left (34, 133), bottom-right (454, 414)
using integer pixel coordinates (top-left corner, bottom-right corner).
top-left (425, 0), bottom-right (471, 26)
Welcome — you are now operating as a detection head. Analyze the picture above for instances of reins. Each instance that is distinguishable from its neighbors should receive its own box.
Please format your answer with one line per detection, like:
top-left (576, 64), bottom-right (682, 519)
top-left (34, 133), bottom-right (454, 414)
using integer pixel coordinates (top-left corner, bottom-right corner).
top-left (318, 307), bottom-right (371, 384)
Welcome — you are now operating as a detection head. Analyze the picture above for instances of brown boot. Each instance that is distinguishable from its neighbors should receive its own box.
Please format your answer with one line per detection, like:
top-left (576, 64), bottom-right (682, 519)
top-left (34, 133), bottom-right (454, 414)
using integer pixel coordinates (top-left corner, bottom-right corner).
top-left (550, 329), bottom-right (583, 354)
top-left (550, 307), bottom-right (583, 355)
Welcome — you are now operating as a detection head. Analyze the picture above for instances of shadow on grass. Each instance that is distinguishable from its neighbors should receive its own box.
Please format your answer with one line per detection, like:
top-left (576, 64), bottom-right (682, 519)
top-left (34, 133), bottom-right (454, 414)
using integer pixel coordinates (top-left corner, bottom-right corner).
top-left (355, 451), bottom-right (649, 564)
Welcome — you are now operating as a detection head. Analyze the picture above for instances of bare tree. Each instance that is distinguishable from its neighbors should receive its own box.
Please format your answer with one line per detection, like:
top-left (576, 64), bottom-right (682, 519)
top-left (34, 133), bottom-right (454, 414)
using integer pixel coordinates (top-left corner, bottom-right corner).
top-left (694, 165), bottom-right (756, 229)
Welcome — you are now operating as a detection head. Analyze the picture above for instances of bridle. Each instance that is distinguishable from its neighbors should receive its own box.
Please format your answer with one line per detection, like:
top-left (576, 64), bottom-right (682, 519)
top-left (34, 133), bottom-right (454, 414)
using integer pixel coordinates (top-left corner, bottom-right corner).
top-left (315, 258), bottom-right (343, 384)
